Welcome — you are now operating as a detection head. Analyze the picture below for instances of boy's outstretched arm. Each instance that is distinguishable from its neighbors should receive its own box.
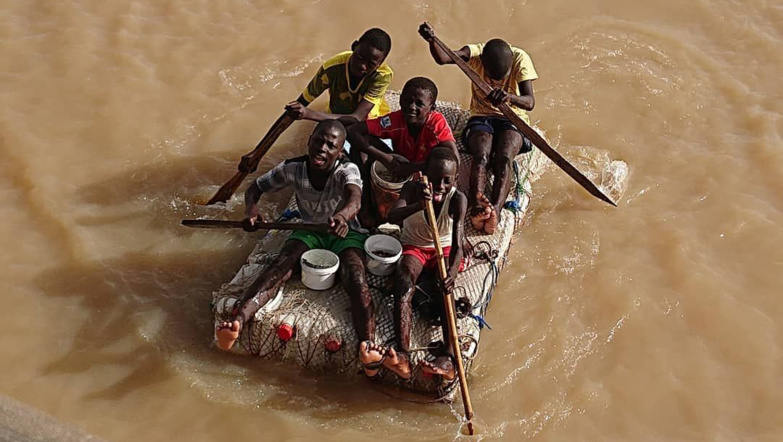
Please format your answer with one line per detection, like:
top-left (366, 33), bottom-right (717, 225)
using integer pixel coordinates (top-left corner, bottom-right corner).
top-left (418, 22), bottom-right (470, 65)
top-left (243, 161), bottom-right (291, 228)
top-left (286, 97), bottom-right (376, 124)
top-left (244, 181), bottom-right (265, 227)
top-left (346, 123), bottom-right (395, 165)
top-left (329, 183), bottom-right (362, 237)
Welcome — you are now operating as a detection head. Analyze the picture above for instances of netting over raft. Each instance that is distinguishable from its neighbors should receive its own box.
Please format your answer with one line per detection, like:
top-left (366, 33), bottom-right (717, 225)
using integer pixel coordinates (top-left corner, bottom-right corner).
top-left (212, 92), bottom-right (547, 399)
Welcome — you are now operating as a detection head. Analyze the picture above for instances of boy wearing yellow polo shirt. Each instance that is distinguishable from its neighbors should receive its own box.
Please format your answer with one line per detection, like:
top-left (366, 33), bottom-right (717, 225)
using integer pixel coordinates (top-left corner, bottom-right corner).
top-left (419, 23), bottom-right (537, 234)
top-left (285, 28), bottom-right (394, 124)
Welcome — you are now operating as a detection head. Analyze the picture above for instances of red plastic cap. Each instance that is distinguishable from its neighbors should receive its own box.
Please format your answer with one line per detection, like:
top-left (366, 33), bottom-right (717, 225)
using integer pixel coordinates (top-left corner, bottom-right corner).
top-left (324, 337), bottom-right (341, 353)
top-left (277, 324), bottom-right (294, 341)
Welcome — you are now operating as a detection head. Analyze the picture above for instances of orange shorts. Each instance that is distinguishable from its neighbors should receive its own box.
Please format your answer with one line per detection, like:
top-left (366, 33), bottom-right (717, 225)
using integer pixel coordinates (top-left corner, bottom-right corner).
top-left (402, 245), bottom-right (466, 271)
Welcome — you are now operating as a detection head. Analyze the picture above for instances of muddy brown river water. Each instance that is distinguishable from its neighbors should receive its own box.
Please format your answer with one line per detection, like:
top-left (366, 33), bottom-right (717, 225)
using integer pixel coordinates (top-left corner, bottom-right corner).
top-left (1, 0), bottom-right (782, 440)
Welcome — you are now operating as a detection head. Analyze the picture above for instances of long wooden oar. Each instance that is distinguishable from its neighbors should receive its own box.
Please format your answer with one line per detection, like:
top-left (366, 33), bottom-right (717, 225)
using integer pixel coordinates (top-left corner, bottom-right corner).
top-left (206, 113), bottom-right (295, 205)
top-left (428, 30), bottom-right (617, 207)
top-left (420, 175), bottom-right (475, 435)
top-left (181, 219), bottom-right (326, 232)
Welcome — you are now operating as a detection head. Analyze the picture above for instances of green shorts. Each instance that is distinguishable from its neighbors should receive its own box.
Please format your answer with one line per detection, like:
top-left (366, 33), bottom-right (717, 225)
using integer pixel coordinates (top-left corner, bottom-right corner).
top-left (286, 229), bottom-right (367, 255)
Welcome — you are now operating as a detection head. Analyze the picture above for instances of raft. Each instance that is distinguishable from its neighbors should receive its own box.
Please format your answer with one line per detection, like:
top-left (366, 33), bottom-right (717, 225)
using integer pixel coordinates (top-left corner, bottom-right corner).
top-left (211, 92), bottom-right (547, 399)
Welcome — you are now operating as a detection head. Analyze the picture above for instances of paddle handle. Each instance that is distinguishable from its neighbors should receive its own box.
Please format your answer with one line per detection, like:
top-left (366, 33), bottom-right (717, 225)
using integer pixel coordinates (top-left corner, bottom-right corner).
top-left (428, 32), bottom-right (616, 207)
top-left (206, 112), bottom-right (295, 205)
top-left (420, 176), bottom-right (475, 431)
top-left (181, 219), bottom-right (326, 232)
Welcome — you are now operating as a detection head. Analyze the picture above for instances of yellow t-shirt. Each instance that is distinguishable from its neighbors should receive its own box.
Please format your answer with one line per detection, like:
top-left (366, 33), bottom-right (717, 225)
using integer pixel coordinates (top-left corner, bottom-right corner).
top-left (466, 43), bottom-right (538, 124)
top-left (301, 51), bottom-right (393, 119)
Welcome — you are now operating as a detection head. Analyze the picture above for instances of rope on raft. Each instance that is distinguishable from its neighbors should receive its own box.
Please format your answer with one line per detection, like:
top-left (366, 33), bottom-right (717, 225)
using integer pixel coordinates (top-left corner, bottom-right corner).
top-left (504, 155), bottom-right (533, 230)
top-left (465, 241), bottom-right (499, 331)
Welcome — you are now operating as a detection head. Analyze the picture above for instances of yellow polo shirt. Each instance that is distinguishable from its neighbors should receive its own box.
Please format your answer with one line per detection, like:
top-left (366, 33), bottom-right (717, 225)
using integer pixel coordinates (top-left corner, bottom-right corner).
top-left (302, 51), bottom-right (393, 119)
top-left (466, 43), bottom-right (538, 124)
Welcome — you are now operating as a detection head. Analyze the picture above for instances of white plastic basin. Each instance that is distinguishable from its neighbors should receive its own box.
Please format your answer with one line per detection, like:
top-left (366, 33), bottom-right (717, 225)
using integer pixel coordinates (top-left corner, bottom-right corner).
top-left (364, 234), bottom-right (402, 276)
top-left (300, 249), bottom-right (340, 290)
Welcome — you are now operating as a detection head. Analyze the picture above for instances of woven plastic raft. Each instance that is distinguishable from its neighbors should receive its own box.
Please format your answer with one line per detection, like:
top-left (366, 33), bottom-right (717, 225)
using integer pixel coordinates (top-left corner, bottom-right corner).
top-left (212, 92), bottom-right (547, 399)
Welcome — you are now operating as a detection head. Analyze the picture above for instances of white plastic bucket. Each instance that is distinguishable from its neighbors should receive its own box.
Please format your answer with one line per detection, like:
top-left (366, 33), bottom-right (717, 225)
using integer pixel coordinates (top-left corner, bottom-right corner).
top-left (364, 234), bottom-right (403, 276)
top-left (370, 160), bottom-right (412, 221)
top-left (300, 249), bottom-right (340, 290)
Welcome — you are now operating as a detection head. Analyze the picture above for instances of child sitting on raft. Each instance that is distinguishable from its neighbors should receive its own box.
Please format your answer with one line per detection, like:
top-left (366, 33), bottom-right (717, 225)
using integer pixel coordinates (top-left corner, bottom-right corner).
top-left (284, 28), bottom-right (393, 124)
top-left (419, 22), bottom-right (537, 234)
top-left (358, 146), bottom-right (466, 380)
top-left (216, 120), bottom-right (376, 366)
top-left (346, 77), bottom-right (459, 225)
top-left (238, 28), bottom-right (392, 174)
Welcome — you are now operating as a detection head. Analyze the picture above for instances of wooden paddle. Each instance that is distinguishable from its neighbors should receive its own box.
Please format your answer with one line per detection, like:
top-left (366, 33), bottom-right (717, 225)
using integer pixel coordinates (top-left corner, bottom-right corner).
top-left (205, 113), bottom-right (295, 205)
top-left (181, 219), bottom-right (326, 232)
top-left (426, 28), bottom-right (617, 207)
top-left (420, 175), bottom-right (475, 435)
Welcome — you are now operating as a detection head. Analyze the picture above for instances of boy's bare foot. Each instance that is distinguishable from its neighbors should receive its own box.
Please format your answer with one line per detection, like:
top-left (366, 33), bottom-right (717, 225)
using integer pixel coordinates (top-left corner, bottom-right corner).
top-left (359, 341), bottom-right (386, 377)
top-left (421, 356), bottom-right (456, 380)
top-left (216, 319), bottom-right (242, 351)
top-left (218, 282), bottom-right (284, 351)
top-left (383, 347), bottom-right (412, 379)
top-left (483, 205), bottom-right (499, 235)
top-left (470, 193), bottom-right (492, 231)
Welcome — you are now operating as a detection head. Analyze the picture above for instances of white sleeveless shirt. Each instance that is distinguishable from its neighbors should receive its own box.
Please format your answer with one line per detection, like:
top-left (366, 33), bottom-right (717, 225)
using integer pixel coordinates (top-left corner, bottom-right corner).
top-left (400, 186), bottom-right (457, 249)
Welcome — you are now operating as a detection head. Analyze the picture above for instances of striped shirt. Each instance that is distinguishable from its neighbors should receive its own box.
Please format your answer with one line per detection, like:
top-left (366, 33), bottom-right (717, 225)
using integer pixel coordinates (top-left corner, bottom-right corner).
top-left (254, 156), bottom-right (363, 229)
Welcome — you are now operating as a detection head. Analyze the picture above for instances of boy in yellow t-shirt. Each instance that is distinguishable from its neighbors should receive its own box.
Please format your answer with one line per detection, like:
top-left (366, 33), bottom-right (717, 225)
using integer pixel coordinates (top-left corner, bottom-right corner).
top-left (419, 23), bottom-right (537, 234)
top-left (284, 28), bottom-right (394, 124)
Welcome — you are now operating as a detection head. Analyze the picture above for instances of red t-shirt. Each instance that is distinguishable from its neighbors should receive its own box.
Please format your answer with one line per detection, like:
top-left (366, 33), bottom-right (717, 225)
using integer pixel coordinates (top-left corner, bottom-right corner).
top-left (365, 110), bottom-right (455, 163)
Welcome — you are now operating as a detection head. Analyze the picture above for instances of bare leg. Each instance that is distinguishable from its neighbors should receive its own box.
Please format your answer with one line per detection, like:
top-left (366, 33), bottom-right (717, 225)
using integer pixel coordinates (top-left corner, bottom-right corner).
top-left (392, 255), bottom-right (425, 352)
top-left (339, 248), bottom-right (374, 342)
top-left (215, 240), bottom-right (309, 350)
top-left (489, 129), bottom-right (523, 214)
top-left (468, 131), bottom-right (494, 232)
top-left (420, 291), bottom-right (457, 380)
top-left (384, 255), bottom-right (424, 379)
top-left (468, 130), bottom-right (493, 207)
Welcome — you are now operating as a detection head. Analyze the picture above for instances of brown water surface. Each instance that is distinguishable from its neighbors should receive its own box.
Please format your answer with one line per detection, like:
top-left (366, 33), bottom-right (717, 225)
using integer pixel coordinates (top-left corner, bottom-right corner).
top-left (2, 0), bottom-right (782, 440)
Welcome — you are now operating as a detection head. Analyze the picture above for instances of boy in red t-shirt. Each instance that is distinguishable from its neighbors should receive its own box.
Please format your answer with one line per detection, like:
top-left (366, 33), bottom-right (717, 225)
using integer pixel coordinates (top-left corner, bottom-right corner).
top-left (348, 77), bottom-right (458, 177)
top-left (346, 77), bottom-right (459, 225)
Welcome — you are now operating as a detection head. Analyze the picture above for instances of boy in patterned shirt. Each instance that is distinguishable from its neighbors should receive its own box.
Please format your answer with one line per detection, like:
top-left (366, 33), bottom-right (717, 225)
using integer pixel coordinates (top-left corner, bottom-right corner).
top-left (419, 22), bottom-right (538, 234)
top-left (284, 28), bottom-right (393, 124)
top-left (216, 120), bottom-right (375, 363)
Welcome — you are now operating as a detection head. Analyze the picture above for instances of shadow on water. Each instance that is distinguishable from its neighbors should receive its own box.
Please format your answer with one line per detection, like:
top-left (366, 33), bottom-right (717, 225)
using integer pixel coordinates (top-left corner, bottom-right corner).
top-left (35, 247), bottom-right (249, 401)
top-left (36, 247), bottom-right (448, 419)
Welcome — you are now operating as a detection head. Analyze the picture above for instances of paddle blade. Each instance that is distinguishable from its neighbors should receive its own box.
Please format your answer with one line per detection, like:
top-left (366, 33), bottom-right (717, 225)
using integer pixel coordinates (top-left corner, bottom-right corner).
top-left (205, 172), bottom-right (247, 205)
top-left (429, 33), bottom-right (616, 207)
